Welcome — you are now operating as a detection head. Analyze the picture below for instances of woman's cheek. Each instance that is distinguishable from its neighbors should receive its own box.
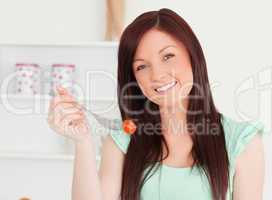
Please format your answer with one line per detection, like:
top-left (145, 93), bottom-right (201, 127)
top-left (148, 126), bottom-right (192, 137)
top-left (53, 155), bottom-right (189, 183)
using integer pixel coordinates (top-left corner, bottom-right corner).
top-left (180, 77), bottom-right (194, 97)
top-left (136, 79), bottom-right (148, 97)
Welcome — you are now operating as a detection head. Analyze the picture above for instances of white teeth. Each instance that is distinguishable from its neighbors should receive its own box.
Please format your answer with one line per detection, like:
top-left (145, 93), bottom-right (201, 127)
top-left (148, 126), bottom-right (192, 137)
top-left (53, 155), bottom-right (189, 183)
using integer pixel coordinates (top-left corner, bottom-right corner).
top-left (156, 81), bottom-right (177, 92)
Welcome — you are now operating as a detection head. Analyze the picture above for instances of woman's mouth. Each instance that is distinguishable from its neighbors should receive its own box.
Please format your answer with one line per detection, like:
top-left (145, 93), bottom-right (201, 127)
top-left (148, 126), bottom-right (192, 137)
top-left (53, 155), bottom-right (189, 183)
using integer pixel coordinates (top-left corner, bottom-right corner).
top-left (154, 80), bottom-right (177, 94)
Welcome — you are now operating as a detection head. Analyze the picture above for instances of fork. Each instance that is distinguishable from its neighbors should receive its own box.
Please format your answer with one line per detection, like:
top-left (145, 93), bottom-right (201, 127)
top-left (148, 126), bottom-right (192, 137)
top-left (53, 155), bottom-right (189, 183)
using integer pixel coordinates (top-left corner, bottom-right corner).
top-left (79, 104), bottom-right (123, 131)
top-left (50, 88), bottom-right (123, 131)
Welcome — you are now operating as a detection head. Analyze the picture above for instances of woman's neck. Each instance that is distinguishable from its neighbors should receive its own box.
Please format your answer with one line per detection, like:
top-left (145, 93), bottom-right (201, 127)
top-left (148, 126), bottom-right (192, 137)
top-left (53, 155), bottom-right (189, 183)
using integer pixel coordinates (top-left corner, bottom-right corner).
top-left (159, 99), bottom-right (189, 137)
top-left (159, 99), bottom-right (194, 166)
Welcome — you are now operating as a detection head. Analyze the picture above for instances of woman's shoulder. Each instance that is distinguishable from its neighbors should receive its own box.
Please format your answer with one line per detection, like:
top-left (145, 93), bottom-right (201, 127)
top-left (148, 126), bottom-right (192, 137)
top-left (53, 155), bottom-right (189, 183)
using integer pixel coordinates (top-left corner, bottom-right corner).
top-left (109, 128), bottom-right (131, 154)
top-left (220, 113), bottom-right (267, 167)
top-left (108, 113), bottom-right (268, 160)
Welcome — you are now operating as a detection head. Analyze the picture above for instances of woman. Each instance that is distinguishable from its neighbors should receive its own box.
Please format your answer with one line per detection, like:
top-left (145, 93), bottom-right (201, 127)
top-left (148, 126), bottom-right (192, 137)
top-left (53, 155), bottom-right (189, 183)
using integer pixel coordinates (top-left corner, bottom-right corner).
top-left (47, 8), bottom-right (266, 200)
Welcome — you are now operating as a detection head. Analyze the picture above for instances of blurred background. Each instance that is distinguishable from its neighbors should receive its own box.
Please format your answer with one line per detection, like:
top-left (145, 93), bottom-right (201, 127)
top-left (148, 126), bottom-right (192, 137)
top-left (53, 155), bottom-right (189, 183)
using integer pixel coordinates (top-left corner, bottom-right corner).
top-left (0, 0), bottom-right (271, 199)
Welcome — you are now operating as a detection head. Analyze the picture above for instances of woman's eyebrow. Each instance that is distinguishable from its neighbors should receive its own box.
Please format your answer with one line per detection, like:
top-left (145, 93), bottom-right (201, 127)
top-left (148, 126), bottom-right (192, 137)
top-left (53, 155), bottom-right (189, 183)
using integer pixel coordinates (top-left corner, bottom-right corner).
top-left (158, 45), bottom-right (177, 54)
top-left (133, 45), bottom-right (177, 63)
top-left (133, 58), bottom-right (145, 63)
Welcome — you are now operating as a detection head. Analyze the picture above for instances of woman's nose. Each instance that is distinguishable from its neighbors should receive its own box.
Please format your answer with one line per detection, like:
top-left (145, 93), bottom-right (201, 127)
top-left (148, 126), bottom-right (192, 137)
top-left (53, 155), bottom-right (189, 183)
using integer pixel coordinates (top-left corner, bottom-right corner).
top-left (150, 67), bottom-right (166, 82)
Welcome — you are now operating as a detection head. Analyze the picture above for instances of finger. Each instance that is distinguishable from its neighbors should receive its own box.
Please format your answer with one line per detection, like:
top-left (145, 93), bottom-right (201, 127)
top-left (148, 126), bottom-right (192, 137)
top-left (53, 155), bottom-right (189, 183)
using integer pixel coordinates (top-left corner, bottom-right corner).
top-left (50, 87), bottom-right (76, 107)
top-left (49, 100), bottom-right (81, 118)
top-left (48, 114), bottom-right (89, 140)
top-left (55, 102), bottom-right (82, 116)
top-left (69, 120), bottom-right (90, 140)
top-left (62, 123), bottom-right (84, 140)
top-left (56, 85), bottom-right (73, 96)
top-left (49, 100), bottom-right (74, 118)
top-left (59, 111), bottom-right (85, 125)
top-left (50, 94), bottom-right (76, 109)
top-left (48, 101), bottom-right (85, 128)
top-left (56, 85), bottom-right (67, 95)
top-left (49, 108), bottom-right (84, 129)
top-left (62, 121), bottom-right (81, 138)
top-left (47, 110), bottom-right (80, 137)
top-left (78, 119), bottom-right (90, 135)
top-left (59, 112), bottom-right (86, 135)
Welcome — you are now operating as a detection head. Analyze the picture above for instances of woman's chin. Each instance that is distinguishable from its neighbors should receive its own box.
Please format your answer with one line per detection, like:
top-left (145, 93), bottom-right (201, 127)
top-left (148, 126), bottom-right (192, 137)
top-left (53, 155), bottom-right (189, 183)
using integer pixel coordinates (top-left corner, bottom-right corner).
top-left (157, 98), bottom-right (182, 108)
top-left (155, 95), bottom-right (189, 110)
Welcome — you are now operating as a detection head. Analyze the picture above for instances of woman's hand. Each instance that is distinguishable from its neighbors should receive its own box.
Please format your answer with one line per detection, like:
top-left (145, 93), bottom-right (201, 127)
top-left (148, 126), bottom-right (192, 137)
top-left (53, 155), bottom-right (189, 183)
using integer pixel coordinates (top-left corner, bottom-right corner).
top-left (47, 86), bottom-right (91, 142)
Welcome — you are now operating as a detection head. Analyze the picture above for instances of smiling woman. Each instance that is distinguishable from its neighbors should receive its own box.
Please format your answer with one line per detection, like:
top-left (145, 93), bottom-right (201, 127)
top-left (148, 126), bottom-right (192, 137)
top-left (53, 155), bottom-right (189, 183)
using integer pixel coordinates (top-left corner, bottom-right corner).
top-left (109, 7), bottom-right (266, 200)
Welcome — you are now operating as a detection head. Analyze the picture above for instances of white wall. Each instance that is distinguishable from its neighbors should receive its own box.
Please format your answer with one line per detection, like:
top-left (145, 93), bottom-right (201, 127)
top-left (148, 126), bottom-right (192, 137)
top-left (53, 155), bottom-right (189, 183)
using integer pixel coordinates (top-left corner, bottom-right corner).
top-left (0, 0), bottom-right (106, 44)
top-left (0, 0), bottom-right (271, 199)
top-left (125, 0), bottom-right (272, 121)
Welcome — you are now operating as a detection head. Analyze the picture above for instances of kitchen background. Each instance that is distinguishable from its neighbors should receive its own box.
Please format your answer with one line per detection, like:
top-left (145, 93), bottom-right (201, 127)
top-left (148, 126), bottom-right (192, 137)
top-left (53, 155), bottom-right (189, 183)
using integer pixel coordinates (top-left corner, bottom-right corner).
top-left (0, 0), bottom-right (271, 200)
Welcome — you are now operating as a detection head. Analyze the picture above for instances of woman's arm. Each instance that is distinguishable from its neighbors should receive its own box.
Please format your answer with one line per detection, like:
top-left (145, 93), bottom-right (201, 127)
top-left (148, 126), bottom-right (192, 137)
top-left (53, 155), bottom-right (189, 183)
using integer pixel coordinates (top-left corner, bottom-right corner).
top-left (233, 133), bottom-right (265, 200)
top-left (72, 136), bottom-right (102, 200)
top-left (98, 135), bottom-right (125, 200)
top-left (47, 86), bottom-right (124, 200)
top-left (72, 134), bottom-right (124, 200)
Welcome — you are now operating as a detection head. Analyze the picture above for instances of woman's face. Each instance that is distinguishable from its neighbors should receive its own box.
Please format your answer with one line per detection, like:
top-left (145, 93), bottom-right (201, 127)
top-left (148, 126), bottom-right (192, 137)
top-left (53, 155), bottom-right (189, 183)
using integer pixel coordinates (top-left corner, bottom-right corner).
top-left (132, 29), bottom-right (193, 110)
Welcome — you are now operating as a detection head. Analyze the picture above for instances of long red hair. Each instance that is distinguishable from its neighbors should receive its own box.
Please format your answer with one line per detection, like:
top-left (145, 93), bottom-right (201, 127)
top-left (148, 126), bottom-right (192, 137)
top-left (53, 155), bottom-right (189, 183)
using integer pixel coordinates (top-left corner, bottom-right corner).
top-left (117, 8), bottom-right (230, 200)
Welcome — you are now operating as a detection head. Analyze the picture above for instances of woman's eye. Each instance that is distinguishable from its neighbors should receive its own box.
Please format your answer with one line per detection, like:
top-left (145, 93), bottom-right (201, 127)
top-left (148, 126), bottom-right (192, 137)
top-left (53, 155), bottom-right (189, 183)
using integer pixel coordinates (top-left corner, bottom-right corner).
top-left (163, 53), bottom-right (174, 61)
top-left (136, 65), bottom-right (146, 71)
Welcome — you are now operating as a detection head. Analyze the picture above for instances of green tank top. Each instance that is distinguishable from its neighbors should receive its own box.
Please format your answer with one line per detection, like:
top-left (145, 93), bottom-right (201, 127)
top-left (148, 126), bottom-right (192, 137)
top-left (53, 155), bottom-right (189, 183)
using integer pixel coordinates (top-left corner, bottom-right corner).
top-left (109, 113), bottom-right (267, 200)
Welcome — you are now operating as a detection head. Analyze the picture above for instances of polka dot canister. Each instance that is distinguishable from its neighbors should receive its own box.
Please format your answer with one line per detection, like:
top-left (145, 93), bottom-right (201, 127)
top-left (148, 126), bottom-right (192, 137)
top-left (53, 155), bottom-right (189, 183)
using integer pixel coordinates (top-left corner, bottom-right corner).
top-left (15, 63), bottom-right (41, 95)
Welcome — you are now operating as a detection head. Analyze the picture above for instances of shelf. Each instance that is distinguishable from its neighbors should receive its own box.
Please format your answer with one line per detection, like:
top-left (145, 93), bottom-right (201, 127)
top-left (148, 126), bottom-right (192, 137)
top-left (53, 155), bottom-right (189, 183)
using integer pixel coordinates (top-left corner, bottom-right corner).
top-left (0, 42), bottom-right (119, 105)
top-left (0, 93), bottom-right (117, 102)
top-left (1, 93), bottom-right (52, 100)
top-left (0, 152), bottom-right (101, 161)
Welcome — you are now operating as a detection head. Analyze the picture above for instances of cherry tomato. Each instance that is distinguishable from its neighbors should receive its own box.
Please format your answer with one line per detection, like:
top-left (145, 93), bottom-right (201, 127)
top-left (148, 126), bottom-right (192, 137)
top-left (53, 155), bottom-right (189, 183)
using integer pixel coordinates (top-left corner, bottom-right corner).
top-left (122, 119), bottom-right (137, 135)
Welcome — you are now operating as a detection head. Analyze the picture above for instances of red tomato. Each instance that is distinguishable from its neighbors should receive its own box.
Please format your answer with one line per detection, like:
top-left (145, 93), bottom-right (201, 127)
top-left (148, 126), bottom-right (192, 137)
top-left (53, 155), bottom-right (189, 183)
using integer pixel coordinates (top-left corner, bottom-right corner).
top-left (122, 119), bottom-right (137, 135)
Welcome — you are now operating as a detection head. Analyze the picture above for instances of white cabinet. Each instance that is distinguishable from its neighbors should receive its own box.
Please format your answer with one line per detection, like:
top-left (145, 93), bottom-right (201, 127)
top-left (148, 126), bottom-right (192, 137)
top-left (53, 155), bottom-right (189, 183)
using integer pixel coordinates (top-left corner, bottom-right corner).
top-left (0, 42), bottom-right (120, 200)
